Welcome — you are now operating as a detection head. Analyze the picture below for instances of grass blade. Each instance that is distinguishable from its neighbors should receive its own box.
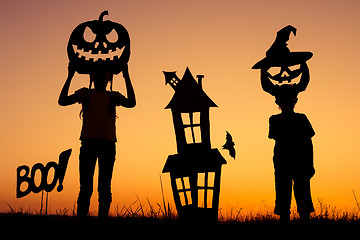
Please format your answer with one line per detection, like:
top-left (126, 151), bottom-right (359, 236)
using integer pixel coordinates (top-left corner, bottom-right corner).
top-left (159, 174), bottom-right (167, 217)
top-left (353, 189), bottom-right (360, 212)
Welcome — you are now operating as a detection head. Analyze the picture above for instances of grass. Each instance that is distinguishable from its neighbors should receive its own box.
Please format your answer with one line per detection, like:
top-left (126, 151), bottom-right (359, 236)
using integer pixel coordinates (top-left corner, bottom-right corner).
top-left (2, 197), bottom-right (359, 239)
top-left (5, 180), bottom-right (359, 238)
top-left (113, 196), bottom-right (176, 220)
top-left (1, 211), bottom-right (358, 239)
top-left (4, 196), bottom-right (360, 222)
top-left (4, 182), bottom-right (359, 238)
top-left (3, 188), bottom-right (360, 238)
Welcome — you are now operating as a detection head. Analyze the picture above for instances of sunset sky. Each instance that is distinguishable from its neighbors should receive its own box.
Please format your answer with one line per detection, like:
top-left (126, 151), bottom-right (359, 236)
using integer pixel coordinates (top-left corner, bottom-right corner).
top-left (1, 0), bottom-right (360, 215)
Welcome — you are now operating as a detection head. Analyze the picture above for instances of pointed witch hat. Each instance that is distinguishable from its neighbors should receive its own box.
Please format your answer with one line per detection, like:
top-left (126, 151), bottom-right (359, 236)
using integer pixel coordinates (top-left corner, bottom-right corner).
top-left (252, 25), bottom-right (312, 69)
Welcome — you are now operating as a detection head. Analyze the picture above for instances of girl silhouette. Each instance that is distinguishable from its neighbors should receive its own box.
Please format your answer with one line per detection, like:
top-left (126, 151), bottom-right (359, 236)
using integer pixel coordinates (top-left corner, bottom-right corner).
top-left (59, 63), bottom-right (136, 218)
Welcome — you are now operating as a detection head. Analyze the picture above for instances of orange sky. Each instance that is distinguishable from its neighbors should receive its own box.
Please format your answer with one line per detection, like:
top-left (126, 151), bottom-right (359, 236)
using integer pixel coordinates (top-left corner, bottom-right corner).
top-left (1, 0), bottom-right (360, 215)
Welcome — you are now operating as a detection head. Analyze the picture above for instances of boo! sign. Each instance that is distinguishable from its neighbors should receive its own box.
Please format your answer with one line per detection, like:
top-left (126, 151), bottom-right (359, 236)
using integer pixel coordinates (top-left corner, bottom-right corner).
top-left (16, 149), bottom-right (71, 198)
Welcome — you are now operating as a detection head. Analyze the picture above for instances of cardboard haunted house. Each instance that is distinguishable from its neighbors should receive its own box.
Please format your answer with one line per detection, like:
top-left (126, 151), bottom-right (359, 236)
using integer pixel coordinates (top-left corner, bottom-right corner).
top-left (162, 67), bottom-right (226, 223)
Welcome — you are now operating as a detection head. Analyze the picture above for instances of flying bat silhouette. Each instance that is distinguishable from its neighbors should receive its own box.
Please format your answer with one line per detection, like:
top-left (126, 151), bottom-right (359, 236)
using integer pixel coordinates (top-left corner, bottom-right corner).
top-left (222, 131), bottom-right (235, 159)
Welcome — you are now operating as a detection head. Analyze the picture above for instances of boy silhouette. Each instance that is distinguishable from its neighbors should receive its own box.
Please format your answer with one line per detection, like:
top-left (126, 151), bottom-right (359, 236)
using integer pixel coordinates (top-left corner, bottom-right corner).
top-left (263, 68), bottom-right (315, 222)
top-left (58, 63), bottom-right (136, 218)
top-left (253, 25), bottom-right (315, 223)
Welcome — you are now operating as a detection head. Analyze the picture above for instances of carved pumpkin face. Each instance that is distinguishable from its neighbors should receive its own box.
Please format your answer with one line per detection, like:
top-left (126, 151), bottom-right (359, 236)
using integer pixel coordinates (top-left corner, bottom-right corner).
top-left (267, 63), bottom-right (302, 84)
top-left (253, 25), bottom-right (313, 87)
top-left (67, 10), bottom-right (130, 74)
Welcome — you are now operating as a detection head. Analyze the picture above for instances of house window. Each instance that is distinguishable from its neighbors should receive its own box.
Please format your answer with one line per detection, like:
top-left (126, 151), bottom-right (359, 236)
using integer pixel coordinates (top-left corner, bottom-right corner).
top-left (182, 112), bottom-right (201, 144)
top-left (175, 177), bottom-right (192, 206)
top-left (170, 77), bottom-right (179, 87)
top-left (197, 172), bottom-right (215, 208)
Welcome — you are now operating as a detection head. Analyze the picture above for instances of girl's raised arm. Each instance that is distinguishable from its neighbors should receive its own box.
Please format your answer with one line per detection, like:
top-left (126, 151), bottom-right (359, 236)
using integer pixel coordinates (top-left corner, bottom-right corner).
top-left (112, 64), bottom-right (136, 108)
top-left (58, 64), bottom-right (79, 106)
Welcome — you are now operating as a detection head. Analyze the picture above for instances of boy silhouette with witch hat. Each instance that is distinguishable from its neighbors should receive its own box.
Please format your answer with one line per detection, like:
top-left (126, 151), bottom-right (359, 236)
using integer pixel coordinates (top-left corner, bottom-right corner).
top-left (253, 25), bottom-right (315, 222)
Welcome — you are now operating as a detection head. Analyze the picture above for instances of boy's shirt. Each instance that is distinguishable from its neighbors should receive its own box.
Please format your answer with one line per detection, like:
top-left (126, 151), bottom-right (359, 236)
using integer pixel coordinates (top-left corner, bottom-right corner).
top-left (269, 112), bottom-right (315, 177)
top-left (269, 113), bottom-right (315, 141)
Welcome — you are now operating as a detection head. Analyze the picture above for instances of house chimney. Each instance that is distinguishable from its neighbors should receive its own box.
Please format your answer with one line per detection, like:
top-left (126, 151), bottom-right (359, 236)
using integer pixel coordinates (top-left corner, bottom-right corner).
top-left (197, 75), bottom-right (204, 89)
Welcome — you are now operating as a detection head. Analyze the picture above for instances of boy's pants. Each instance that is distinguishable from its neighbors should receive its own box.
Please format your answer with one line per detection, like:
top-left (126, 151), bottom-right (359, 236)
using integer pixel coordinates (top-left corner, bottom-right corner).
top-left (274, 171), bottom-right (314, 216)
top-left (77, 139), bottom-right (116, 217)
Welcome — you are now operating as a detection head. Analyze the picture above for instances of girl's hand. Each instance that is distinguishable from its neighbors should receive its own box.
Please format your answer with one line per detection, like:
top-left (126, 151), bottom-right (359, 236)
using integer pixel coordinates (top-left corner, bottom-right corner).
top-left (122, 64), bottom-right (129, 78)
top-left (59, 63), bottom-right (78, 106)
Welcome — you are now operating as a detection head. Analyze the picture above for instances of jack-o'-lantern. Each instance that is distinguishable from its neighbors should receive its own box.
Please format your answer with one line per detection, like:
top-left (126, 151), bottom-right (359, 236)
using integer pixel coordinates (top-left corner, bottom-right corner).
top-left (267, 64), bottom-right (303, 83)
top-left (67, 10), bottom-right (130, 74)
top-left (252, 25), bottom-right (312, 84)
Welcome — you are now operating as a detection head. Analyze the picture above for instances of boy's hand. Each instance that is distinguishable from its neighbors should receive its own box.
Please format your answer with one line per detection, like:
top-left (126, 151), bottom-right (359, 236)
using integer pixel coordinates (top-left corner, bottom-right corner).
top-left (300, 62), bottom-right (309, 71)
top-left (67, 62), bottom-right (76, 79)
top-left (260, 66), bottom-right (271, 76)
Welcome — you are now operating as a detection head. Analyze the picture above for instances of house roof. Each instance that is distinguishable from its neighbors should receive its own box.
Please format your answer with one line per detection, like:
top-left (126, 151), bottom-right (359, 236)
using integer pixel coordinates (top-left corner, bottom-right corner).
top-left (162, 148), bottom-right (226, 175)
top-left (165, 67), bottom-right (217, 111)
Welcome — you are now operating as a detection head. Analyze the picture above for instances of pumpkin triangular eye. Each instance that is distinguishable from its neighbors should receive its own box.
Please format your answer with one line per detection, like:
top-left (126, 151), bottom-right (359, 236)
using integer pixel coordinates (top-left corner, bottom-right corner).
top-left (268, 66), bottom-right (281, 76)
top-left (106, 29), bottom-right (118, 43)
top-left (83, 26), bottom-right (96, 43)
top-left (288, 64), bottom-right (301, 71)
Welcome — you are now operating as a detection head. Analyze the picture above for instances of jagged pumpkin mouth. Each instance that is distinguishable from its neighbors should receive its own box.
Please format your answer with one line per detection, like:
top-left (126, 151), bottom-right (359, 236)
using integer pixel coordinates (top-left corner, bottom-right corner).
top-left (72, 44), bottom-right (124, 62)
top-left (267, 64), bottom-right (302, 85)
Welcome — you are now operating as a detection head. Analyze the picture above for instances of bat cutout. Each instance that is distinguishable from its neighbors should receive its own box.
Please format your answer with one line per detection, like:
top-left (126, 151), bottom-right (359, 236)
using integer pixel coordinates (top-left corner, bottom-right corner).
top-left (222, 131), bottom-right (235, 159)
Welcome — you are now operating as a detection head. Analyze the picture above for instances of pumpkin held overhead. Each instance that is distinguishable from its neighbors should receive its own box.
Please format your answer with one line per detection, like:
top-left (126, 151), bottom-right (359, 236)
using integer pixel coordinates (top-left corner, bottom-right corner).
top-left (252, 25), bottom-right (313, 85)
top-left (67, 10), bottom-right (130, 74)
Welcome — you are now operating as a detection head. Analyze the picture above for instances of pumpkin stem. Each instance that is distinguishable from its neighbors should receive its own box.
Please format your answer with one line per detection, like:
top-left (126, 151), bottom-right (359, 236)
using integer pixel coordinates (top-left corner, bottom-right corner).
top-left (99, 10), bottom-right (108, 22)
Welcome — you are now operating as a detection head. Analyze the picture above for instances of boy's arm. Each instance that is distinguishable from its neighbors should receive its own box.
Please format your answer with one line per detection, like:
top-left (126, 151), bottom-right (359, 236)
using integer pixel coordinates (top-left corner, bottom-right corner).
top-left (294, 63), bottom-right (310, 93)
top-left (112, 64), bottom-right (136, 108)
top-left (268, 115), bottom-right (284, 140)
top-left (302, 114), bottom-right (315, 138)
top-left (58, 64), bottom-right (79, 106)
top-left (260, 68), bottom-right (277, 96)
top-left (268, 116), bottom-right (276, 139)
